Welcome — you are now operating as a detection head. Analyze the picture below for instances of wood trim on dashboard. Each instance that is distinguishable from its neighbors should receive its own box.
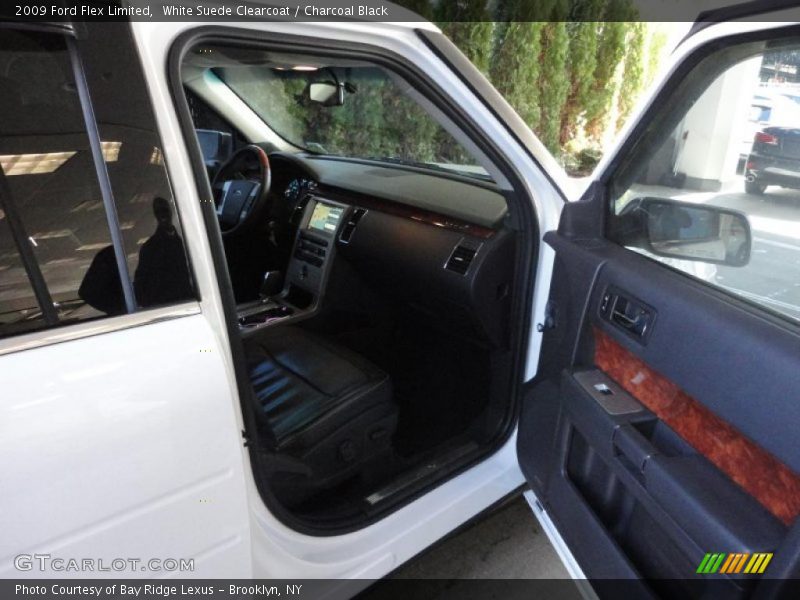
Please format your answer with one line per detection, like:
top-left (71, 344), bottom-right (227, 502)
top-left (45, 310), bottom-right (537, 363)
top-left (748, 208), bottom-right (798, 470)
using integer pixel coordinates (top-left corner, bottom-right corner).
top-left (594, 327), bottom-right (800, 526)
top-left (317, 185), bottom-right (497, 239)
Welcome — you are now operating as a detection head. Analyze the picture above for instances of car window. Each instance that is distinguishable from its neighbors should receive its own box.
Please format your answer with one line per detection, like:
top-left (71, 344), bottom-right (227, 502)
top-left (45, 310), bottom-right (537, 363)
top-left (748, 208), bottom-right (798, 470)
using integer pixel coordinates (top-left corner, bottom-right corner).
top-left (185, 87), bottom-right (248, 153)
top-left (608, 39), bottom-right (800, 324)
top-left (749, 104), bottom-right (771, 122)
top-left (79, 23), bottom-right (196, 310)
top-left (0, 26), bottom-right (195, 341)
top-left (213, 56), bottom-right (489, 181)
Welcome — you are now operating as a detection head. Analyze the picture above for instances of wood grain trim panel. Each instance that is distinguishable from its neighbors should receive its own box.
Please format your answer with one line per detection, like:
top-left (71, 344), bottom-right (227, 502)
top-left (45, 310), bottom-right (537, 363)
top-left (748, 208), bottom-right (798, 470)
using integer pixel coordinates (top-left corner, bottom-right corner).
top-left (317, 186), bottom-right (497, 239)
top-left (594, 327), bottom-right (800, 525)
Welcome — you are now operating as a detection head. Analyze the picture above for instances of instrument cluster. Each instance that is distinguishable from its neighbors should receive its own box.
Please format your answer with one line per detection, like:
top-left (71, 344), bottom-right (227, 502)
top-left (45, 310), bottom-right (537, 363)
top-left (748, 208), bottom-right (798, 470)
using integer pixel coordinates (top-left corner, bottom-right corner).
top-left (284, 177), bottom-right (315, 202)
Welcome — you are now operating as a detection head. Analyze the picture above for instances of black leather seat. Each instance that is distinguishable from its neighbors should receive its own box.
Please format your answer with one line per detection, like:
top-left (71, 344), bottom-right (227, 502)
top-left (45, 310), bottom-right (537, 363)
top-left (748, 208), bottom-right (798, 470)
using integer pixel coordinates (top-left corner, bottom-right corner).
top-left (246, 326), bottom-right (396, 502)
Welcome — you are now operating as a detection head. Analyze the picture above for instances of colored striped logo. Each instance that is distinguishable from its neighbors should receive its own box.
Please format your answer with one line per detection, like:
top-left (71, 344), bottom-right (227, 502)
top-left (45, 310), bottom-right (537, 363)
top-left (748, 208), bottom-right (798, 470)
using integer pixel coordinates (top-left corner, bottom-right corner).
top-left (696, 552), bottom-right (773, 574)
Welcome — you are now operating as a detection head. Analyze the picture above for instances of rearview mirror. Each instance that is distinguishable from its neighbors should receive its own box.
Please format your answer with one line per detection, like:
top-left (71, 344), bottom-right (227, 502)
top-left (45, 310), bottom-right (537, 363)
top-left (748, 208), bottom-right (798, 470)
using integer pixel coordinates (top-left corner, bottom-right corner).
top-left (307, 82), bottom-right (343, 106)
top-left (639, 198), bottom-right (751, 267)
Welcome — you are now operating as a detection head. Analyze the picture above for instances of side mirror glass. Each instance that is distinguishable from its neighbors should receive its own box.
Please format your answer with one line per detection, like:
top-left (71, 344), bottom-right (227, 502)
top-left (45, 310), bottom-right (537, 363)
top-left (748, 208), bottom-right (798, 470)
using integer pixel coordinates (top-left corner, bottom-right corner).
top-left (639, 197), bottom-right (751, 267)
top-left (307, 82), bottom-right (343, 106)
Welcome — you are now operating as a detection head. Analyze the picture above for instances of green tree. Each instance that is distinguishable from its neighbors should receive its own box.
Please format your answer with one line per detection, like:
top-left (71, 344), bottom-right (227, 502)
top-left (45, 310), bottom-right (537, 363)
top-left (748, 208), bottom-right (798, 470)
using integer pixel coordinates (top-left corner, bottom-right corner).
top-left (379, 84), bottom-right (441, 161)
top-left (583, 1), bottom-right (635, 141)
top-left (644, 28), bottom-right (668, 89)
top-left (490, 0), bottom-right (551, 130)
top-left (537, 21), bottom-right (571, 154)
top-left (436, 1), bottom-right (495, 75)
top-left (558, 0), bottom-right (606, 146)
top-left (490, 22), bottom-right (546, 129)
top-left (317, 1), bottom-right (663, 171)
top-left (615, 22), bottom-right (646, 133)
top-left (394, 0), bottom-right (434, 20)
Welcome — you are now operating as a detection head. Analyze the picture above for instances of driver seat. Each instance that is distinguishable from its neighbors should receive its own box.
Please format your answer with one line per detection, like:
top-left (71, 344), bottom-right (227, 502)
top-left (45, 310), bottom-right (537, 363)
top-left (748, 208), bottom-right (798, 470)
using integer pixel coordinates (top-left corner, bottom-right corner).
top-left (246, 326), bottom-right (397, 504)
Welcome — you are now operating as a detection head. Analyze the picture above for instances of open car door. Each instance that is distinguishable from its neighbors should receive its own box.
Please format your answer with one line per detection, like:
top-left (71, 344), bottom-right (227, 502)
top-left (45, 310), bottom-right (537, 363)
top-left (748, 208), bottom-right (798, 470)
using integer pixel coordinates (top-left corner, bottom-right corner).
top-left (517, 17), bottom-right (800, 599)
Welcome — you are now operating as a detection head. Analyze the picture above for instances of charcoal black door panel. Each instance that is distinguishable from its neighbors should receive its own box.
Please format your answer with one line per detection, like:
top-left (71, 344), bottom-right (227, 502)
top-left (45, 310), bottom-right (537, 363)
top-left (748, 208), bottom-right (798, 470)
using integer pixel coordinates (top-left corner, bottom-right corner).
top-left (518, 230), bottom-right (800, 595)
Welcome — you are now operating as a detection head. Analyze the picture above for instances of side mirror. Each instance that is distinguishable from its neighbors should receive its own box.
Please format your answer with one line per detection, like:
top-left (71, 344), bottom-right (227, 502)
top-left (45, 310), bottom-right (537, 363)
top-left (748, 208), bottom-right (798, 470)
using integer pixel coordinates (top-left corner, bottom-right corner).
top-left (307, 82), bottom-right (343, 107)
top-left (195, 128), bottom-right (233, 182)
top-left (196, 128), bottom-right (233, 163)
top-left (636, 197), bottom-right (751, 267)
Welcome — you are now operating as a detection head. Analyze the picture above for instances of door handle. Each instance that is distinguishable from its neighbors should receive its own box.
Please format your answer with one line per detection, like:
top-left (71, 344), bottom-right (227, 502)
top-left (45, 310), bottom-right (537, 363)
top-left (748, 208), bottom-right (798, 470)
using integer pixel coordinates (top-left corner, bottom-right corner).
top-left (607, 292), bottom-right (653, 339)
top-left (611, 306), bottom-right (647, 331)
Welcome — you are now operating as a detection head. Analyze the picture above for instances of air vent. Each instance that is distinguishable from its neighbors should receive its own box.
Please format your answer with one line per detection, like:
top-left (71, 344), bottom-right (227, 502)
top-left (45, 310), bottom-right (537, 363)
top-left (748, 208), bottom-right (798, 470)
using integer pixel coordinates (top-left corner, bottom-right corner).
top-left (445, 244), bottom-right (478, 275)
top-left (339, 208), bottom-right (367, 244)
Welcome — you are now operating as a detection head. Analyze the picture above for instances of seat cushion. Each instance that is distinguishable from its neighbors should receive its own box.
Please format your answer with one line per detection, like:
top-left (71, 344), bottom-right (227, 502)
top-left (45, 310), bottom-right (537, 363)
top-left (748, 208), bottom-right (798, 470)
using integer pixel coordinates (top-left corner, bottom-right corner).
top-left (247, 326), bottom-right (393, 451)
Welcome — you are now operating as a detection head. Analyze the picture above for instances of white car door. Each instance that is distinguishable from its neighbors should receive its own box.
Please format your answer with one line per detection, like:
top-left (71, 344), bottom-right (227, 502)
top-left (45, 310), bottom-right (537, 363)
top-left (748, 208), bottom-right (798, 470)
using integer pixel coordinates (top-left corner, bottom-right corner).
top-left (0, 22), bottom-right (251, 578)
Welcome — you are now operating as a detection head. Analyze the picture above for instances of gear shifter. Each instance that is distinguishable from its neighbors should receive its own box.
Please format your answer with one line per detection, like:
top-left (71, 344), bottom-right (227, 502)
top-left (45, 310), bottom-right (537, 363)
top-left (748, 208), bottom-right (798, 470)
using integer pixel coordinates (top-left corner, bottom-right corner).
top-left (239, 271), bottom-right (292, 330)
top-left (260, 271), bottom-right (283, 300)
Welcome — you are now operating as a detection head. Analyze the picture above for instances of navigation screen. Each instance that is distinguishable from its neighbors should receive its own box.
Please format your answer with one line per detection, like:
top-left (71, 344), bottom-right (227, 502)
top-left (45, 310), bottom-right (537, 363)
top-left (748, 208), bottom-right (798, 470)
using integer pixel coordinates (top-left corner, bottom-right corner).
top-left (308, 202), bottom-right (344, 233)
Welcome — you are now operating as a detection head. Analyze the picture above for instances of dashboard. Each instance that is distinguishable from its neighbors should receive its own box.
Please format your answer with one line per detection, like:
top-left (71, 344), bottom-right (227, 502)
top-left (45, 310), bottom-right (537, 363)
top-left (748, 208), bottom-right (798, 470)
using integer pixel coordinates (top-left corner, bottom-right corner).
top-left (271, 152), bottom-right (508, 229)
top-left (263, 152), bottom-right (516, 348)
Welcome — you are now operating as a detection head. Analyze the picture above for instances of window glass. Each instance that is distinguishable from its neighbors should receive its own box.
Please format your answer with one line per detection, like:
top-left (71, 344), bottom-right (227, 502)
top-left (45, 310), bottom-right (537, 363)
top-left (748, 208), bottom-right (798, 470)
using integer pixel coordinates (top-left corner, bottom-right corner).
top-left (609, 40), bottom-right (800, 323)
top-left (79, 22), bottom-right (195, 310)
top-left (0, 216), bottom-right (40, 336)
top-left (212, 53), bottom-right (489, 181)
top-left (0, 26), bottom-right (195, 341)
top-left (185, 87), bottom-right (248, 150)
top-left (0, 30), bottom-right (114, 337)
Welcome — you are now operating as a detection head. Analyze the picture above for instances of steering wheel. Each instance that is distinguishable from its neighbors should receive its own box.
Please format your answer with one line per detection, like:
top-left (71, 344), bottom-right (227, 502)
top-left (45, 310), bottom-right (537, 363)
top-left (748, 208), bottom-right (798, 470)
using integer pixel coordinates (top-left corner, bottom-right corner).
top-left (211, 145), bottom-right (272, 235)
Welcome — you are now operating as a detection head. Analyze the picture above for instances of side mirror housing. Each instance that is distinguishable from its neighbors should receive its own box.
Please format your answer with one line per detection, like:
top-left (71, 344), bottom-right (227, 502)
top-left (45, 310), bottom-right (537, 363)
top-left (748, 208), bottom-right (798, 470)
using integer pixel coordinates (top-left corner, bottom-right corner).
top-left (196, 128), bottom-right (233, 163)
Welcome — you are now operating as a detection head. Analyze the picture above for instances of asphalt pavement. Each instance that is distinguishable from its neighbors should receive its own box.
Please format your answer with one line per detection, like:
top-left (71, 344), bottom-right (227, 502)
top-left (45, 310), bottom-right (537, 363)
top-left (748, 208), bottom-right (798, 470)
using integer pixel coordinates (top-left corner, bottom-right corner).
top-left (390, 496), bottom-right (569, 580)
top-left (356, 496), bottom-right (574, 600)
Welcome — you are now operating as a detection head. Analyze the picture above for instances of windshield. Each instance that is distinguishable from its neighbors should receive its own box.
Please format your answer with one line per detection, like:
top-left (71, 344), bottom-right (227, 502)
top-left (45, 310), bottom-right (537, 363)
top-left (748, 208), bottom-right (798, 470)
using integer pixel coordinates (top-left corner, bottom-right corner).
top-left (215, 63), bottom-right (490, 180)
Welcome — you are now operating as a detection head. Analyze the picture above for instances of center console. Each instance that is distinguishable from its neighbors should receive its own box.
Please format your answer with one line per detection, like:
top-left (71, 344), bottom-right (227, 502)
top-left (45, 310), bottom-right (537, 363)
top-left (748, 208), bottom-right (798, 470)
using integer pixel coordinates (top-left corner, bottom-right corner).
top-left (238, 195), bottom-right (349, 336)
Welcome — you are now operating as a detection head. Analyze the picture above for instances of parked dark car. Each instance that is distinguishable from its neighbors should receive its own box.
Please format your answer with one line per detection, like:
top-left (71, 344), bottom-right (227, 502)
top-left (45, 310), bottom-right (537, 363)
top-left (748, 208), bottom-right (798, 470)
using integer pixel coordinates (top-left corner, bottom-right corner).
top-left (744, 126), bottom-right (800, 194)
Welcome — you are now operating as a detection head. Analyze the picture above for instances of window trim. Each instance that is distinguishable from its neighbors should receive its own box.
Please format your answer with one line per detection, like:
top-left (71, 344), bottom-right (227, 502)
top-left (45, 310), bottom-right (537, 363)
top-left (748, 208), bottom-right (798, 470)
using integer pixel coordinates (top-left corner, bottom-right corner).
top-left (0, 302), bottom-right (201, 357)
top-left (66, 35), bottom-right (136, 314)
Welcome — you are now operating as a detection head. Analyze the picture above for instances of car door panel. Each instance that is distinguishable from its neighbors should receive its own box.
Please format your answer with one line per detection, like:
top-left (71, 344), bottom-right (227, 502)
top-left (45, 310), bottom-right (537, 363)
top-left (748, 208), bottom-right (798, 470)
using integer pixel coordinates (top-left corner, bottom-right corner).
top-left (594, 328), bottom-right (800, 527)
top-left (519, 223), bottom-right (800, 593)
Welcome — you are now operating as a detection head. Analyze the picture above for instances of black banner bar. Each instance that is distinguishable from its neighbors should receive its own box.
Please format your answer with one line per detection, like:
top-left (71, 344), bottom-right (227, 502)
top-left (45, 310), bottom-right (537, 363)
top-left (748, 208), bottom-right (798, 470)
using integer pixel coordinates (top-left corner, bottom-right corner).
top-left (3, 0), bottom-right (800, 24)
top-left (5, 579), bottom-right (800, 600)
